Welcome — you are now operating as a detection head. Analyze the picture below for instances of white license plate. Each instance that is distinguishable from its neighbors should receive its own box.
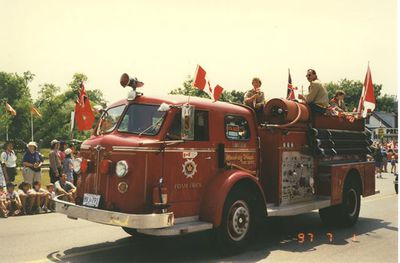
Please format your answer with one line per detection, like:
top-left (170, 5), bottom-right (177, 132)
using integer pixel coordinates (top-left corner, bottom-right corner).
top-left (83, 193), bottom-right (101, 208)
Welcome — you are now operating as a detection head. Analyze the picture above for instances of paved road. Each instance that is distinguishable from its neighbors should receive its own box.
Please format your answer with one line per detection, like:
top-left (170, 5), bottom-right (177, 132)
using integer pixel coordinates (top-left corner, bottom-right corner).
top-left (0, 172), bottom-right (397, 263)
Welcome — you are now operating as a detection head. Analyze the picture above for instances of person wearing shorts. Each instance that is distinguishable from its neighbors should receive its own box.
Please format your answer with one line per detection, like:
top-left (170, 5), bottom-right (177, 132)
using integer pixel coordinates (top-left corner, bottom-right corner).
top-left (22, 142), bottom-right (43, 185)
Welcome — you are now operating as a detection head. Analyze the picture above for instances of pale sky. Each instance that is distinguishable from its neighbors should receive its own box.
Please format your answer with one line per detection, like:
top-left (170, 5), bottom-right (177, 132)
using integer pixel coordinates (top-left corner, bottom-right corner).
top-left (0, 0), bottom-right (397, 105)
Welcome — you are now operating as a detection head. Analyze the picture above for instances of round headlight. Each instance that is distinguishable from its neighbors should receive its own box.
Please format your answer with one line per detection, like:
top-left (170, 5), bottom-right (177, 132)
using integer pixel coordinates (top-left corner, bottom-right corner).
top-left (73, 158), bottom-right (82, 173)
top-left (116, 160), bottom-right (128, 177)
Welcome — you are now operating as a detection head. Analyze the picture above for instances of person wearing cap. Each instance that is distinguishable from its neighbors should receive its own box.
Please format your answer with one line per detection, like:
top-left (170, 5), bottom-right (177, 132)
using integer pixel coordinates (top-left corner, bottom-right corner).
top-left (49, 139), bottom-right (62, 184)
top-left (22, 142), bottom-right (43, 185)
top-left (5, 182), bottom-right (22, 216)
top-left (63, 148), bottom-right (74, 183)
top-left (1, 142), bottom-right (17, 182)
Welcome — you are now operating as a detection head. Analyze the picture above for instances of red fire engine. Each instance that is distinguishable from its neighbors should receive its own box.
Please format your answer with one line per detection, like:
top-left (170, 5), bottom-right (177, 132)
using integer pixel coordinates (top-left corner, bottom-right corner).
top-left (55, 73), bottom-right (376, 253)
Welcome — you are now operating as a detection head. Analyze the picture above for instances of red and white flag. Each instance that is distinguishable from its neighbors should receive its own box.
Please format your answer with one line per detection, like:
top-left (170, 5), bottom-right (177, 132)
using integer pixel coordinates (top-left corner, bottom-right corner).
top-left (193, 65), bottom-right (223, 101)
top-left (286, 69), bottom-right (297, 100)
top-left (5, 103), bottom-right (16, 116)
top-left (357, 65), bottom-right (376, 118)
top-left (75, 82), bottom-right (95, 131)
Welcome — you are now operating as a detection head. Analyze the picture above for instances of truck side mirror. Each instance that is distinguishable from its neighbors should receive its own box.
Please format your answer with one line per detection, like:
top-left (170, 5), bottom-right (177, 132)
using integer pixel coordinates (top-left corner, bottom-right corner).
top-left (181, 105), bottom-right (194, 140)
top-left (217, 143), bottom-right (225, 169)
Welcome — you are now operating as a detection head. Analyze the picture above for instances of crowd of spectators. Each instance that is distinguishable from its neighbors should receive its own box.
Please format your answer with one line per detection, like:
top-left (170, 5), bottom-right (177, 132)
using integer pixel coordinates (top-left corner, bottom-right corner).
top-left (370, 140), bottom-right (398, 178)
top-left (0, 140), bottom-right (78, 218)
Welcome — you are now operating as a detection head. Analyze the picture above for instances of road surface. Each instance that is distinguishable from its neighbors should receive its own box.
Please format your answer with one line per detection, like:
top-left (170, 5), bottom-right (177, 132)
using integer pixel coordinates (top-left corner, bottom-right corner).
top-left (0, 172), bottom-right (397, 263)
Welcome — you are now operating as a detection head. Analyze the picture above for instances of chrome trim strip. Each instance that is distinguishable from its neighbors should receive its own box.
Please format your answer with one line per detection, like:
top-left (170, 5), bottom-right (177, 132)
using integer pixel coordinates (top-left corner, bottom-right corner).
top-left (54, 195), bottom-right (174, 229)
top-left (112, 146), bottom-right (257, 153)
top-left (137, 220), bottom-right (213, 236)
top-left (267, 198), bottom-right (331, 217)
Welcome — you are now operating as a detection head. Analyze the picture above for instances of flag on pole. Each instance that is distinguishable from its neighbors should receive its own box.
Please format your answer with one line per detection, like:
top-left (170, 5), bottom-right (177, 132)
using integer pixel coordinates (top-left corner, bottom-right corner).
top-left (74, 82), bottom-right (95, 131)
top-left (193, 65), bottom-right (224, 101)
top-left (357, 64), bottom-right (376, 118)
top-left (5, 103), bottom-right (16, 116)
top-left (286, 69), bottom-right (297, 100)
top-left (31, 106), bottom-right (42, 117)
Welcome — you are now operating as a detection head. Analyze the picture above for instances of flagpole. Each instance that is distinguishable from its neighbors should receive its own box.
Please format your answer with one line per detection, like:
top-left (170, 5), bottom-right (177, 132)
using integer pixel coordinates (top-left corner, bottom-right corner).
top-left (31, 111), bottom-right (34, 142)
top-left (6, 126), bottom-right (8, 141)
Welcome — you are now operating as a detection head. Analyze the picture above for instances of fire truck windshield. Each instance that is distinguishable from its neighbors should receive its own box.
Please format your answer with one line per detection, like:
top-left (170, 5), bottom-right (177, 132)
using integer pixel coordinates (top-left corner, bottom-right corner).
top-left (118, 104), bottom-right (166, 136)
top-left (98, 105), bottom-right (126, 134)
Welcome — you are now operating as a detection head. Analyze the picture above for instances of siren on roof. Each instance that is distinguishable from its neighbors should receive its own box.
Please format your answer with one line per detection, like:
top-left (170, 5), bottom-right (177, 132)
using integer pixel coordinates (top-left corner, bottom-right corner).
top-left (120, 73), bottom-right (144, 101)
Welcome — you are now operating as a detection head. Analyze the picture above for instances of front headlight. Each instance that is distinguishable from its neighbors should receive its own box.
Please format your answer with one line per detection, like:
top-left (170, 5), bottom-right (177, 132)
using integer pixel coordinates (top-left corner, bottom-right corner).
top-left (116, 160), bottom-right (128, 177)
top-left (73, 158), bottom-right (82, 173)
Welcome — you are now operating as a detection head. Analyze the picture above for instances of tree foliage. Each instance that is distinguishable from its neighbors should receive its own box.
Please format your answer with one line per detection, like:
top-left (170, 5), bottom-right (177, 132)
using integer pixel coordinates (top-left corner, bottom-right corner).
top-left (0, 71), bottom-right (106, 147)
top-left (0, 71), bottom-right (34, 142)
top-left (169, 76), bottom-right (245, 104)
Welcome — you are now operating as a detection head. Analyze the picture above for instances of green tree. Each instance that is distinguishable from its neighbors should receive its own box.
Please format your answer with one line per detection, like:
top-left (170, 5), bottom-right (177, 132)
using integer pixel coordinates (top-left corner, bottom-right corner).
top-left (0, 71), bottom-right (34, 142)
top-left (169, 76), bottom-right (245, 104)
top-left (33, 74), bottom-right (107, 146)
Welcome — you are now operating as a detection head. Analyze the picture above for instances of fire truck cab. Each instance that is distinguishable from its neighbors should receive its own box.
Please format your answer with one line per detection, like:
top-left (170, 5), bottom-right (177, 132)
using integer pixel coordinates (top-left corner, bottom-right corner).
top-left (55, 74), bottom-right (375, 253)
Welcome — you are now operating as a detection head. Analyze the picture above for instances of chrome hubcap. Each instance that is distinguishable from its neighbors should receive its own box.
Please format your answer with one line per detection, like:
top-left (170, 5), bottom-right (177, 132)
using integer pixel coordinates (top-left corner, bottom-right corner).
top-left (346, 189), bottom-right (358, 217)
top-left (227, 200), bottom-right (250, 241)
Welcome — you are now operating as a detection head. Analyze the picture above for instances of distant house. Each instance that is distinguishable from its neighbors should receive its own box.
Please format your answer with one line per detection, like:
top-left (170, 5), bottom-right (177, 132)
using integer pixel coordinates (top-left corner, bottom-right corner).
top-left (366, 111), bottom-right (398, 140)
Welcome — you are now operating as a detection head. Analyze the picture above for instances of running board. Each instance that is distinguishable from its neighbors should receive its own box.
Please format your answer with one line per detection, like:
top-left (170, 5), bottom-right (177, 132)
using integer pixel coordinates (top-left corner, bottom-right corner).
top-left (137, 216), bottom-right (213, 236)
top-left (267, 198), bottom-right (331, 217)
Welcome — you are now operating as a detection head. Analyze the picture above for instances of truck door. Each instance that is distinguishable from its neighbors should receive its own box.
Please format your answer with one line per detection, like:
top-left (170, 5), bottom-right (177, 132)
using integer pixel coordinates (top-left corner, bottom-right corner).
top-left (163, 109), bottom-right (216, 217)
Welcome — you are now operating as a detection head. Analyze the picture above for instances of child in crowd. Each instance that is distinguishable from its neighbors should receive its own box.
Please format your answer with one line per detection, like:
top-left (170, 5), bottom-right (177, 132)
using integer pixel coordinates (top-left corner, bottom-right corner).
top-left (5, 182), bottom-right (22, 216)
top-left (32, 181), bottom-right (50, 213)
top-left (0, 185), bottom-right (8, 218)
top-left (46, 183), bottom-right (56, 211)
top-left (17, 182), bottom-right (36, 214)
top-left (63, 148), bottom-right (74, 183)
top-left (55, 173), bottom-right (76, 203)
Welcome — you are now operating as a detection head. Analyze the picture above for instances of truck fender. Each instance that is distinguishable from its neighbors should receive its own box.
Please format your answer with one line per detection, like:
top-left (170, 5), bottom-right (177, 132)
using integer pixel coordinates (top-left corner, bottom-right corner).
top-left (199, 170), bottom-right (267, 227)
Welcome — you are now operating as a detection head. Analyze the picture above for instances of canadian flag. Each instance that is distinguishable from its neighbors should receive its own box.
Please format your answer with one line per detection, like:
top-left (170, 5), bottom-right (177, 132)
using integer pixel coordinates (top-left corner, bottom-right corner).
top-left (193, 65), bottom-right (223, 101)
top-left (75, 82), bottom-right (95, 131)
top-left (357, 65), bottom-right (376, 118)
top-left (5, 103), bottom-right (16, 116)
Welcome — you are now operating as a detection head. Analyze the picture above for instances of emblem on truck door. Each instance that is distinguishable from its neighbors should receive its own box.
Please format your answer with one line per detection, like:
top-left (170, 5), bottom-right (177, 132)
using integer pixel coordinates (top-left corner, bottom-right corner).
top-left (182, 159), bottom-right (197, 178)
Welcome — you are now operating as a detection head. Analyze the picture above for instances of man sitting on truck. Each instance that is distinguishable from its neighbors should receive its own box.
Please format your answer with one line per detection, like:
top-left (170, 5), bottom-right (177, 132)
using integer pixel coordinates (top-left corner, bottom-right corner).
top-left (298, 69), bottom-right (329, 114)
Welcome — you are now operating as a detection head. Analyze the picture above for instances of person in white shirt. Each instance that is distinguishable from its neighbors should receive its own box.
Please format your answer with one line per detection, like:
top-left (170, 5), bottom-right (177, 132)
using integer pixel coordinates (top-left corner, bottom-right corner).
top-left (1, 142), bottom-right (17, 182)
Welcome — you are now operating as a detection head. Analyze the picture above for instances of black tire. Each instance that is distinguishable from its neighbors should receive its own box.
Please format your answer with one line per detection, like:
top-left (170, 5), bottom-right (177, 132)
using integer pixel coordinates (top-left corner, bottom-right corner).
top-left (121, 227), bottom-right (149, 239)
top-left (319, 178), bottom-right (361, 227)
top-left (215, 189), bottom-right (255, 254)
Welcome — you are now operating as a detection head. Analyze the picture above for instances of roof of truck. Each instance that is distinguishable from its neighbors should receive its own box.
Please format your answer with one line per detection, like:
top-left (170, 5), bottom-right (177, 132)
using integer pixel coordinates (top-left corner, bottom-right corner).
top-left (108, 94), bottom-right (252, 115)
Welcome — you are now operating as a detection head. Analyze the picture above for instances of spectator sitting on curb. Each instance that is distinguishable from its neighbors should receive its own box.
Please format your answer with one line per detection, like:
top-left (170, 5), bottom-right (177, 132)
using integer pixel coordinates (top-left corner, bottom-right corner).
top-left (46, 183), bottom-right (56, 212)
top-left (55, 173), bottom-right (76, 203)
top-left (5, 182), bottom-right (22, 216)
top-left (17, 182), bottom-right (36, 215)
top-left (32, 181), bottom-right (50, 213)
top-left (0, 185), bottom-right (9, 218)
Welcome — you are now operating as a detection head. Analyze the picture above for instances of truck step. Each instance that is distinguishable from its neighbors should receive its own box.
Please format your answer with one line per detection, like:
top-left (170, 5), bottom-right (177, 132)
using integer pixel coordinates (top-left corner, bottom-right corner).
top-left (137, 217), bottom-right (213, 236)
top-left (267, 197), bottom-right (331, 217)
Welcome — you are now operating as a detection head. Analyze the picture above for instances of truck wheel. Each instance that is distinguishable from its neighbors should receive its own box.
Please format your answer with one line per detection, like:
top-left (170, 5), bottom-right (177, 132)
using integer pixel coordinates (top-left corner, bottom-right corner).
top-left (319, 179), bottom-right (361, 227)
top-left (215, 189), bottom-right (254, 254)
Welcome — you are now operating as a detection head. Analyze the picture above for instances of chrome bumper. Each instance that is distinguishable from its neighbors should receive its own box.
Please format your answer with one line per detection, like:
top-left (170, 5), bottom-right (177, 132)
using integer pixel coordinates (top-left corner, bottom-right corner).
top-left (54, 195), bottom-right (174, 229)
